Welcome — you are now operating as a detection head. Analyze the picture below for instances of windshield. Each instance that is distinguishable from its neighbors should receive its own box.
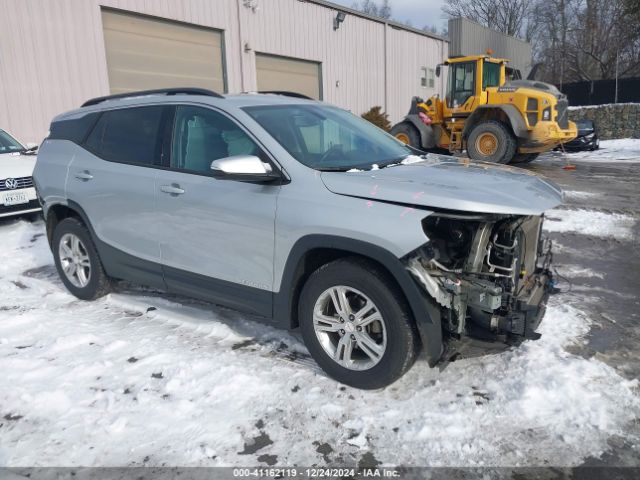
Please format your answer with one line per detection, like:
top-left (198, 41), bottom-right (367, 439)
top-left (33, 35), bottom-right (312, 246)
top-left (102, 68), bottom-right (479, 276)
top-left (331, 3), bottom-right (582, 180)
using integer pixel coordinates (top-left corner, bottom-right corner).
top-left (0, 130), bottom-right (25, 153)
top-left (243, 105), bottom-right (411, 171)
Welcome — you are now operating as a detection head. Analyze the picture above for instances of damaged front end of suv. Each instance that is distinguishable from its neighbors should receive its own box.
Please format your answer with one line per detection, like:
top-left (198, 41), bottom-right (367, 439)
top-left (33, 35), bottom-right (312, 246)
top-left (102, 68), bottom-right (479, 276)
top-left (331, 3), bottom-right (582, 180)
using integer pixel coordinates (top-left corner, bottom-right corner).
top-left (407, 211), bottom-right (554, 345)
top-left (321, 154), bottom-right (563, 353)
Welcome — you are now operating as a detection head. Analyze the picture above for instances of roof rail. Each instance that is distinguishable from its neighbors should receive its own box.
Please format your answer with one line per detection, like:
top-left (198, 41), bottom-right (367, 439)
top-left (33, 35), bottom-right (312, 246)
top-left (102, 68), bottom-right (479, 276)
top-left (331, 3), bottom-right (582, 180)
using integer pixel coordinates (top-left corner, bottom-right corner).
top-left (81, 88), bottom-right (224, 107)
top-left (257, 91), bottom-right (314, 100)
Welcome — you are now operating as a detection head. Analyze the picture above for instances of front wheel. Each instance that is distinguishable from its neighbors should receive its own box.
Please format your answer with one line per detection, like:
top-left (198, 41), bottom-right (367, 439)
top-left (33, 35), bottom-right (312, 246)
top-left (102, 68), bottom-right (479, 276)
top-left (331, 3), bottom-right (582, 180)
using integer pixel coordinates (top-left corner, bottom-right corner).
top-left (52, 217), bottom-right (111, 300)
top-left (467, 120), bottom-right (517, 164)
top-left (299, 258), bottom-right (419, 389)
top-left (390, 122), bottom-right (421, 149)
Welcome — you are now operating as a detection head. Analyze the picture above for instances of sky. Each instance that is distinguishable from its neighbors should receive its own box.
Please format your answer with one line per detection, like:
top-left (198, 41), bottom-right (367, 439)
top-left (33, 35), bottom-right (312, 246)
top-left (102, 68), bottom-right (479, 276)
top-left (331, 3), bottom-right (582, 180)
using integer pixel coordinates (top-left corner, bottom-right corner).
top-left (330, 0), bottom-right (449, 32)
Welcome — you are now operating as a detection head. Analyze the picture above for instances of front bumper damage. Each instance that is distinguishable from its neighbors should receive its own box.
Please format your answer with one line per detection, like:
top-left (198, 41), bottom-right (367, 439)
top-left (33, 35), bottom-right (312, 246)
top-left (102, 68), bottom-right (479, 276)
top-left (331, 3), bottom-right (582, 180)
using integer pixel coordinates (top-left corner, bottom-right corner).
top-left (406, 212), bottom-right (555, 346)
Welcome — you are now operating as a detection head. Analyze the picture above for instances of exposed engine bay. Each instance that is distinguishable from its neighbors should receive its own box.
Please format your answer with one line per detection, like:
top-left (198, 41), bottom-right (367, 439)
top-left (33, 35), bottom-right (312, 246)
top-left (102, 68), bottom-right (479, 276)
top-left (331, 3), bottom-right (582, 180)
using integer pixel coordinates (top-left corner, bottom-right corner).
top-left (406, 211), bottom-right (554, 343)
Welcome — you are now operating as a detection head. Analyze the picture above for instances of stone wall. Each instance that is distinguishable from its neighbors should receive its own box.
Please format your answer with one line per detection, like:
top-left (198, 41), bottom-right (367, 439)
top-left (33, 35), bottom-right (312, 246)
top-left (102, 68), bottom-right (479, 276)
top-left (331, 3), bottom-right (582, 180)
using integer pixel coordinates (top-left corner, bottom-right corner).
top-left (568, 103), bottom-right (640, 140)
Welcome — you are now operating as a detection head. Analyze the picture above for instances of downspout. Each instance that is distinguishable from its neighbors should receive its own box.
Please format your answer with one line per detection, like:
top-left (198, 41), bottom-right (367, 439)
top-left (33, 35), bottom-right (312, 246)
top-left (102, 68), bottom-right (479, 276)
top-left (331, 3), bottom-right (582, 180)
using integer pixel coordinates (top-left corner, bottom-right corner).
top-left (236, 0), bottom-right (246, 92)
top-left (384, 22), bottom-right (388, 112)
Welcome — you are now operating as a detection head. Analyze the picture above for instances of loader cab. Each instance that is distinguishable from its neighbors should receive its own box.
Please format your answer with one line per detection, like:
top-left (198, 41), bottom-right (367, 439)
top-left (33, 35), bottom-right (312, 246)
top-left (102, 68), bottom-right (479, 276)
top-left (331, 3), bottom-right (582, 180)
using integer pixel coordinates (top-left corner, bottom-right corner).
top-left (442, 56), bottom-right (507, 116)
top-left (446, 61), bottom-right (476, 109)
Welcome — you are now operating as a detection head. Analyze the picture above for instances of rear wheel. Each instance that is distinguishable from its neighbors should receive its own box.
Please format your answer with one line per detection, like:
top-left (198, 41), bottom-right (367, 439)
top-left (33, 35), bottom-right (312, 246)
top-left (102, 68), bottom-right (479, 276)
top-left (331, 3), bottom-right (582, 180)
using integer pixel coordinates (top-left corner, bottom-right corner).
top-left (390, 122), bottom-right (421, 149)
top-left (299, 258), bottom-right (419, 389)
top-left (512, 153), bottom-right (539, 164)
top-left (52, 217), bottom-right (111, 300)
top-left (467, 120), bottom-right (517, 164)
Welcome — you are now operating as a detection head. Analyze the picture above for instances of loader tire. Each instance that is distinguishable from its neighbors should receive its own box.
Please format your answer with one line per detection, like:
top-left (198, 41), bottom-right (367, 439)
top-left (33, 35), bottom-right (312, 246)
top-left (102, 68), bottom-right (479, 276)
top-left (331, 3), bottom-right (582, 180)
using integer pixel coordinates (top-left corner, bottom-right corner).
top-left (467, 121), bottom-right (517, 164)
top-left (391, 122), bottom-right (421, 149)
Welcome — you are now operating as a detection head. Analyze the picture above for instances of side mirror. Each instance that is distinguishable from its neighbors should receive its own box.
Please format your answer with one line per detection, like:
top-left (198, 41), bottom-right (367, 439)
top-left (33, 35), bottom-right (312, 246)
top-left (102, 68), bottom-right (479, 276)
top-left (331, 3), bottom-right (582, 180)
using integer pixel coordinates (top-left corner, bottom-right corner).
top-left (210, 155), bottom-right (280, 183)
top-left (23, 142), bottom-right (39, 154)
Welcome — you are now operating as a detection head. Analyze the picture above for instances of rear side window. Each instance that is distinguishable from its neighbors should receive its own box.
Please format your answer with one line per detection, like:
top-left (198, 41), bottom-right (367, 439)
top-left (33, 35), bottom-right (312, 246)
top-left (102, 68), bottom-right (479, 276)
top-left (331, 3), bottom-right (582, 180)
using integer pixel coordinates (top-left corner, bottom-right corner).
top-left (49, 112), bottom-right (101, 144)
top-left (85, 106), bottom-right (164, 165)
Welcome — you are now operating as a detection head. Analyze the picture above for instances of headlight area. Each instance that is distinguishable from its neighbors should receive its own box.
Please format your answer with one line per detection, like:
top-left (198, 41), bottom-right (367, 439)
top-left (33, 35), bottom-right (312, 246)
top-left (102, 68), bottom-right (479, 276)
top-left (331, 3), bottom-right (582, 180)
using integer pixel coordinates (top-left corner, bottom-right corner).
top-left (405, 212), bottom-right (555, 343)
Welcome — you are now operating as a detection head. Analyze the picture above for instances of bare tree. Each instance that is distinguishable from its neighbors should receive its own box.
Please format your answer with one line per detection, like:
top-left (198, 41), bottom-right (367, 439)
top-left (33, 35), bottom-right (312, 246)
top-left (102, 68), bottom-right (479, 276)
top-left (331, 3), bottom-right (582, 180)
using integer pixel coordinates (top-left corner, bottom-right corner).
top-left (443, 0), bottom-right (640, 84)
top-left (533, 0), bottom-right (640, 83)
top-left (378, 0), bottom-right (391, 19)
top-left (443, 0), bottom-right (532, 37)
top-left (352, 0), bottom-right (392, 19)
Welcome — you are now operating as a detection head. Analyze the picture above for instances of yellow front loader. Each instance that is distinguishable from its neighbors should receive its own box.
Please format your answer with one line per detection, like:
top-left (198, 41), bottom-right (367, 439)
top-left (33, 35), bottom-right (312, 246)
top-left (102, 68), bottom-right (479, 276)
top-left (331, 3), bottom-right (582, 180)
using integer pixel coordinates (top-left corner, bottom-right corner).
top-left (391, 55), bottom-right (577, 164)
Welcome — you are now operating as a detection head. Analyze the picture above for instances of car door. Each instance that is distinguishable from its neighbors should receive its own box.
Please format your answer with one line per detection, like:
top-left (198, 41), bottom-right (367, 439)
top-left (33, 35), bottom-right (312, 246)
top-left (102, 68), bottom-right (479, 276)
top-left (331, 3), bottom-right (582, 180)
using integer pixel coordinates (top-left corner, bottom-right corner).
top-left (67, 105), bottom-right (170, 288)
top-left (155, 104), bottom-right (280, 316)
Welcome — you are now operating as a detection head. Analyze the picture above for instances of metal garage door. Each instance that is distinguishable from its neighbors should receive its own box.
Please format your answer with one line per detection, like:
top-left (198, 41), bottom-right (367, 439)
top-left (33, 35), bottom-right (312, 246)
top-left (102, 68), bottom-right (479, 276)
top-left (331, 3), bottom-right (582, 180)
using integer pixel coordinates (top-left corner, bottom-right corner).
top-left (255, 53), bottom-right (322, 99)
top-left (101, 9), bottom-right (226, 94)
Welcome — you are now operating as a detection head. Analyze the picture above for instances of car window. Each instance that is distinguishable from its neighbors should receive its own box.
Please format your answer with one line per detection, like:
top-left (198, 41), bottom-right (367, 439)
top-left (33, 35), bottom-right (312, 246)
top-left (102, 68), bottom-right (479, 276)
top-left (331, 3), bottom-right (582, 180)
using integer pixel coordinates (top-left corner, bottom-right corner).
top-left (244, 105), bottom-right (411, 171)
top-left (171, 106), bottom-right (261, 175)
top-left (85, 106), bottom-right (164, 165)
top-left (0, 129), bottom-right (25, 153)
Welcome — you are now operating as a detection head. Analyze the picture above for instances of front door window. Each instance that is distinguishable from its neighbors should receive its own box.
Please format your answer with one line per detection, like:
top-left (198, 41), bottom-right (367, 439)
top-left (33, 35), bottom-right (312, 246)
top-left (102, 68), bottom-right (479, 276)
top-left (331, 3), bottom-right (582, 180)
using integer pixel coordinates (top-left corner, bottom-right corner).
top-left (171, 106), bottom-right (262, 175)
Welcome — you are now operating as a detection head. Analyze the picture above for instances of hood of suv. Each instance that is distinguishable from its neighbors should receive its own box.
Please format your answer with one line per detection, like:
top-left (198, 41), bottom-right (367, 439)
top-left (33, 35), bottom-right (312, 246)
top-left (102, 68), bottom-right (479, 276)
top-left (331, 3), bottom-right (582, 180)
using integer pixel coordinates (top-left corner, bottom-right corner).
top-left (0, 152), bottom-right (37, 179)
top-left (320, 155), bottom-right (563, 215)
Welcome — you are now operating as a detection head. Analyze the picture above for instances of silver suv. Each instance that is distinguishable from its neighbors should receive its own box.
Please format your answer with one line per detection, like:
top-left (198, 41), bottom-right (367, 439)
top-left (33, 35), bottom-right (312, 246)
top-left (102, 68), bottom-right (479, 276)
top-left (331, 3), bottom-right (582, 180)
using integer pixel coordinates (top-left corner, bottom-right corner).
top-left (33, 88), bottom-right (562, 389)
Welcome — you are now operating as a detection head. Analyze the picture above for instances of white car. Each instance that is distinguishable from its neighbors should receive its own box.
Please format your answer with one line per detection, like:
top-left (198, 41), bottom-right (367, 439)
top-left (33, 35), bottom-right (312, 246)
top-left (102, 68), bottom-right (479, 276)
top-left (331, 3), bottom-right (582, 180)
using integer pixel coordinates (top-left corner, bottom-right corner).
top-left (0, 129), bottom-right (40, 218)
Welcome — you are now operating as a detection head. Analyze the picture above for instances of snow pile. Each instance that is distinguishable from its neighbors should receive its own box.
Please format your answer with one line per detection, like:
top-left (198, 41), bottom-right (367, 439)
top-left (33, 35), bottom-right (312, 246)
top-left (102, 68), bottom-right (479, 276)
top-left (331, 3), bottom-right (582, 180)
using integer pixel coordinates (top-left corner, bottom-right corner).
top-left (544, 208), bottom-right (636, 240)
top-left (0, 220), bottom-right (639, 467)
top-left (560, 139), bottom-right (640, 163)
top-left (568, 103), bottom-right (639, 110)
top-left (557, 265), bottom-right (605, 279)
top-left (563, 190), bottom-right (597, 200)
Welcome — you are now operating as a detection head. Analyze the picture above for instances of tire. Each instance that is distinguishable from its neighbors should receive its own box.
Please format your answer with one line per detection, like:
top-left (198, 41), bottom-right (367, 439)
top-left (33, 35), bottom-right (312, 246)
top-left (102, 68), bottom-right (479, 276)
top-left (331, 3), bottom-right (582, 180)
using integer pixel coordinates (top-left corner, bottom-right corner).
top-left (390, 122), bottom-right (421, 149)
top-left (511, 153), bottom-right (539, 164)
top-left (52, 217), bottom-right (111, 300)
top-left (299, 258), bottom-right (419, 389)
top-left (467, 120), bottom-right (517, 164)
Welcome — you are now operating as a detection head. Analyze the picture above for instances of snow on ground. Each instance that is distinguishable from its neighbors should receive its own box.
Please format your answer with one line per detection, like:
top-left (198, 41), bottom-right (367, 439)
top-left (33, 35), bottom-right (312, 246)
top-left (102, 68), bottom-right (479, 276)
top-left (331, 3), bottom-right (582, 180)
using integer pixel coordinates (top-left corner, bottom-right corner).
top-left (544, 208), bottom-right (636, 240)
top-left (568, 103), bottom-right (639, 110)
top-left (561, 139), bottom-right (640, 163)
top-left (1, 219), bottom-right (639, 467)
top-left (563, 190), bottom-right (598, 200)
top-left (556, 265), bottom-right (605, 280)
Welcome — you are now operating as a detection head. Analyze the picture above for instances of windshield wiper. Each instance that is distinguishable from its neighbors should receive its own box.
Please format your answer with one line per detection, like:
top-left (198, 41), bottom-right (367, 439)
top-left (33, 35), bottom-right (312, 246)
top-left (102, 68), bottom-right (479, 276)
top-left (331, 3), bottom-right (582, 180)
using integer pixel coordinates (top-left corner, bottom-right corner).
top-left (316, 166), bottom-right (354, 172)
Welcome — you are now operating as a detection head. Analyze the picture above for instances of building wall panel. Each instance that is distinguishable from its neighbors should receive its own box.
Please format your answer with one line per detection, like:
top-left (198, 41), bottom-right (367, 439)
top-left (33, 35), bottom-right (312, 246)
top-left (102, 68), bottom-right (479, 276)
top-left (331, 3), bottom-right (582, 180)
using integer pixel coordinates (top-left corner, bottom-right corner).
top-left (1, 0), bottom-right (446, 143)
top-left (448, 17), bottom-right (532, 78)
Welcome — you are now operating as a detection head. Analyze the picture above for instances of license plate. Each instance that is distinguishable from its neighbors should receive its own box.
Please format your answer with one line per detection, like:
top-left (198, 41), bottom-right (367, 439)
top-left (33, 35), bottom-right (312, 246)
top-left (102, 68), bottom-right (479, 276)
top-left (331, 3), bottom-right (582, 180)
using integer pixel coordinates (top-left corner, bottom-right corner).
top-left (2, 192), bottom-right (28, 206)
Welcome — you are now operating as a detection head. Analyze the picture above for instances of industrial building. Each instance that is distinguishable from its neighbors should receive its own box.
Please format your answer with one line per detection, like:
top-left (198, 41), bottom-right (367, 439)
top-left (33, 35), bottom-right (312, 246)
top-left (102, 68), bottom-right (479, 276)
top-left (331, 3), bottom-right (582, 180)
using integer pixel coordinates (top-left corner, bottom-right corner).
top-left (1, 0), bottom-right (449, 143)
top-left (448, 17), bottom-right (533, 78)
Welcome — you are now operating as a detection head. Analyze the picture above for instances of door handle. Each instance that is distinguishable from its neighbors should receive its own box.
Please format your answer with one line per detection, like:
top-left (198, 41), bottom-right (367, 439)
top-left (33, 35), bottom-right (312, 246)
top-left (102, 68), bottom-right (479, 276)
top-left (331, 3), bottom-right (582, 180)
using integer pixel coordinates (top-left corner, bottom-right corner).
top-left (160, 184), bottom-right (185, 195)
top-left (74, 171), bottom-right (93, 181)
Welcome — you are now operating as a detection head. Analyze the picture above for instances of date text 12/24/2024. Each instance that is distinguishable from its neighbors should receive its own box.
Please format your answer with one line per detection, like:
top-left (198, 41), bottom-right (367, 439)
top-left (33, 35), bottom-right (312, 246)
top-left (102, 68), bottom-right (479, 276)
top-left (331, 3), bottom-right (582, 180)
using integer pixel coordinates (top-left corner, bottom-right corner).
top-left (233, 468), bottom-right (400, 477)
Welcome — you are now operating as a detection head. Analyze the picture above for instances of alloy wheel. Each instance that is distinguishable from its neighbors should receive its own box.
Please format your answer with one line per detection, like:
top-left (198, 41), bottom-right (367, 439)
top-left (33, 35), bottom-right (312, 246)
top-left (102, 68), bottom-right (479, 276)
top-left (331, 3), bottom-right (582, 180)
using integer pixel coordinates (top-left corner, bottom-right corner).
top-left (312, 285), bottom-right (387, 371)
top-left (58, 233), bottom-right (92, 288)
